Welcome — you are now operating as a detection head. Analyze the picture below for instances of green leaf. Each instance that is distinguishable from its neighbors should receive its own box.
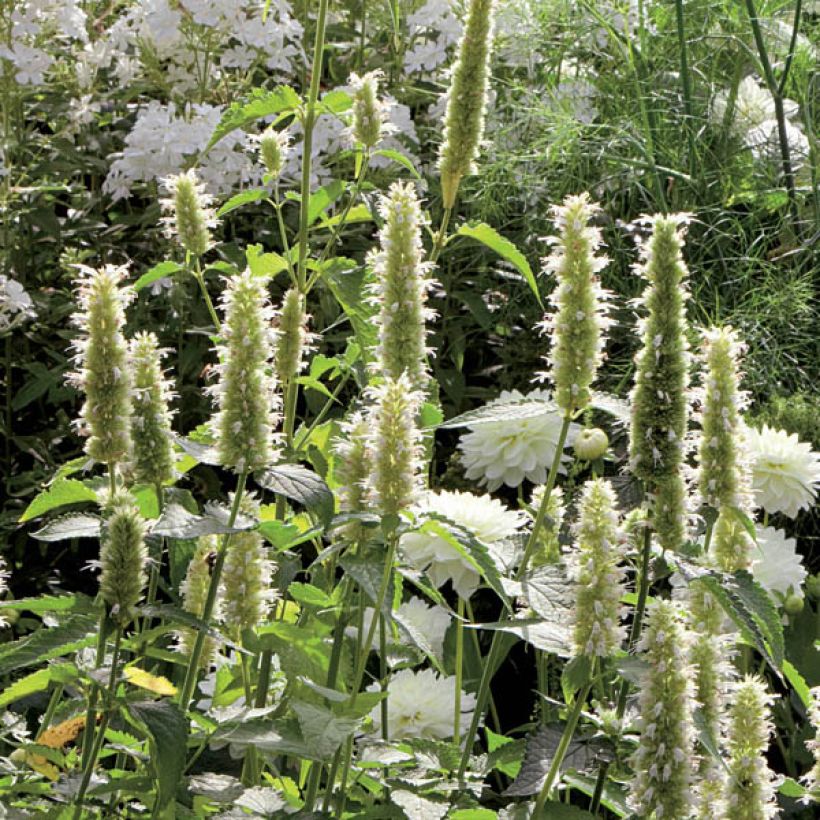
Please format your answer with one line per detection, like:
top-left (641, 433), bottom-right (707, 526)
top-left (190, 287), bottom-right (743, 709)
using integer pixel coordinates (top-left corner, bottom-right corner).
top-left (246, 243), bottom-right (289, 279)
top-left (0, 595), bottom-right (94, 615)
top-left (151, 503), bottom-right (256, 539)
top-left (563, 773), bottom-right (630, 818)
top-left (474, 619), bottom-right (572, 657)
top-left (133, 261), bottom-right (183, 292)
top-left (254, 464), bottom-right (334, 526)
top-left (319, 89), bottom-right (352, 114)
top-left (211, 716), bottom-right (312, 758)
top-left (207, 86), bottom-right (300, 150)
top-left (127, 701), bottom-right (188, 810)
top-left (485, 727), bottom-right (524, 779)
top-left (0, 664), bottom-right (77, 708)
top-left (288, 582), bottom-right (334, 609)
top-left (31, 513), bottom-right (101, 542)
top-left (19, 479), bottom-right (98, 522)
top-left (562, 655), bottom-right (593, 699)
top-left (323, 258), bottom-right (377, 356)
top-left (783, 659), bottom-right (811, 709)
top-left (778, 776), bottom-right (808, 798)
top-left (217, 188), bottom-right (268, 217)
top-left (680, 564), bottom-right (784, 672)
top-left (0, 615), bottom-right (98, 676)
top-left (456, 223), bottom-right (542, 306)
top-left (308, 180), bottom-right (345, 225)
top-left (373, 148), bottom-right (421, 178)
top-left (439, 394), bottom-right (561, 429)
top-left (318, 202), bottom-right (372, 228)
top-left (291, 701), bottom-right (359, 761)
top-left (340, 553), bottom-right (396, 619)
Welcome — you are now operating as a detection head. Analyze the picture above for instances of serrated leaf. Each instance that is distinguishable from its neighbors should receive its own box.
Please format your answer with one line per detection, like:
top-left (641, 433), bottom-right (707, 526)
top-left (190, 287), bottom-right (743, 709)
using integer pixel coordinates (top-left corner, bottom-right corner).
top-left (373, 148), bottom-right (421, 178)
top-left (133, 261), bottom-right (183, 292)
top-left (323, 258), bottom-right (377, 356)
top-left (207, 86), bottom-right (300, 150)
top-left (519, 564), bottom-right (575, 622)
top-left (124, 666), bottom-right (177, 696)
top-left (392, 790), bottom-right (448, 820)
top-left (0, 664), bottom-right (77, 708)
top-left (319, 89), bottom-right (352, 114)
top-left (456, 223), bottom-right (541, 306)
top-left (211, 715), bottom-right (312, 757)
top-left (783, 659), bottom-right (811, 709)
top-left (318, 202), bottom-right (372, 228)
top-left (246, 243), bottom-right (289, 279)
top-left (127, 701), bottom-right (188, 810)
top-left (340, 554), bottom-right (395, 618)
top-left (254, 464), bottom-right (333, 526)
top-left (563, 773), bottom-right (629, 818)
top-left (173, 434), bottom-right (221, 466)
top-left (217, 188), bottom-right (267, 217)
top-left (439, 395), bottom-right (562, 429)
top-left (32, 513), bottom-right (101, 542)
top-left (474, 619), bottom-right (572, 656)
top-left (308, 180), bottom-right (345, 225)
top-left (0, 594), bottom-right (94, 614)
top-left (287, 582), bottom-right (334, 609)
top-left (589, 392), bottom-right (631, 427)
top-left (151, 502), bottom-right (256, 539)
top-left (292, 701), bottom-right (359, 761)
top-left (19, 479), bottom-right (98, 522)
top-left (0, 615), bottom-right (98, 676)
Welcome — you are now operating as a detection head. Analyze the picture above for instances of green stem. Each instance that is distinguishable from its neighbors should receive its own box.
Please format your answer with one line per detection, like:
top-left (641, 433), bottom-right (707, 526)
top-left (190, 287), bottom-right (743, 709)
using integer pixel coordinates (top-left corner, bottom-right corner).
top-left (178, 470), bottom-right (248, 713)
top-left (429, 206), bottom-right (452, 265)
top-left (454, 597), bottom-right (465, 743)
top-left (533, 669), bottom-right (595, 815)
top-left (296, 0), bottom-right (330, 294)
top-left (457, 417), bottom-right (572, 779)
top-left (74, 627), bottom-right (123, 818)
top-left (193, 256), bottom-right (222, 332)
top-left (674, 0), bottom-right (696, 179)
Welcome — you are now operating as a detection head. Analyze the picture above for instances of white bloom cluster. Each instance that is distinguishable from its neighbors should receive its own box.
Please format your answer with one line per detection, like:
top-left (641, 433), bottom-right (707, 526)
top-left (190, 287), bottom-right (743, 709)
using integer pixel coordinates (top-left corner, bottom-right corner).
top-left (401, 489), bottom-right (524, 599)
top-left (367, 668), bottom-right (475, 740)
top-left (458, 389), bottom-right (579, 491)
top-left (0, 275), bottom-right (36, 333)
top-left (104, 102), bottom-right (256, 200)
top-left (752, 526), bottom-right (807, 602)
top-left (404, 0), bottom-right (463, 75)
top-left (746, 424), bottom-right (820, 518)
top-left (711, 77), bottom-right (810, 175)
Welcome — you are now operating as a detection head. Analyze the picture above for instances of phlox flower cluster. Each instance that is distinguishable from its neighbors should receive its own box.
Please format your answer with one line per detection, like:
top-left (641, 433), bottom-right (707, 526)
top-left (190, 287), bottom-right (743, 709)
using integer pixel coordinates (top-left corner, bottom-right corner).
top-left (0, 275), bottom-right (36, 332)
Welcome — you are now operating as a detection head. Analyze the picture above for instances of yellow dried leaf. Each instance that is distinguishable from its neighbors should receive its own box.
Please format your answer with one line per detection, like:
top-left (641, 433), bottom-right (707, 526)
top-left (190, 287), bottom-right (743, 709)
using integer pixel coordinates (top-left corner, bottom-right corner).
top-left (124, 666), bottom-right (177, 696)
top-left (38, 715), bottom-right (86, 749)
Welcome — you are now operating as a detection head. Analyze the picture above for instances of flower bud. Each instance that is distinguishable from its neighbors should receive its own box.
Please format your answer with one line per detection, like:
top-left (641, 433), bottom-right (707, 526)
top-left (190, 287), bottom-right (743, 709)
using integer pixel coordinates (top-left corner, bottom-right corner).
top-left (178, 536), bottom-right (220, 669)
top-left (723, 676), bottom-right (778, 819)
top-left (571, 479), bottom-right (626, 659)
top-left (369, 181), bottom-right (435, 391)
top-left (784, 593), bottom-right (804, 615)
top-left (574, 428), bottom-right (609, 461)
top-left (628, 215), bottom-right (692, 552)
top-left (540, 194), bottom-right (611, 416)
top-left (366, 374), bottom-right (424, 517)
top-left (258, 127), bottom-right (291, 179)
top-left (697, 327), bottom-right (751, 511)
top-left (221, 495), bottom-right (275, 639)
top-left (70, 264), bottom-right (133, 465)
top-left (438, 0), bottom-right (496, 208)
top-left (210, 270), bottom-right (280, 473)
top-left (275, 287), bottom-right (311, 388)
top-left (99, 494), bottom-right (148, 624)
top-left (630, 600), bottom-right (697, 820)
top-left (160, 169), bottom-right (216, 258)
top-left (129, 332), bottom-right (175, 487)
top-left (333, 410), bottom-right (373, 542)
top-left (348, 70), bottom-right (393, 149)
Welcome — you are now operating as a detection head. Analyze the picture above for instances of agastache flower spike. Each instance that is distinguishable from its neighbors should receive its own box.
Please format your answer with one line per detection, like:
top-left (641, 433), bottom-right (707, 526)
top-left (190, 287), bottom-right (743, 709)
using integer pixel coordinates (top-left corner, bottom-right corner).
top-left (275, 287), bottom-right (312, 389)
top-left (160, 169), bottom-right (217, 258)
top-left (369, 181), bottom-right (435, 391)
top-left (221, 494), bottom-right (275, 640)
top-left (210, 270), bottom-right (280, 473)
top-left (129, 332), bottom-right (175, 487)
top-left (70, 264), bottom-right (133, 466)
top-left (805, 685), bottom-right (820, 796)
top-left (257, 127), bottom-right (291, 180)
top-left (348, 70), bottom-right (394, 150)
top-left (529, 485), bottom-right (565, 567)
top-left (99, 494), bottom-right (148, 625)
top-left (178, 536), bottom-right (221, 669)
top-left (628, 214), bottom-right (692, 552)
top-left (366, 374), bottom-right (424, 518)
top-left (571, 479), bottom-right (626, 659)
top-left (723, 676), bottom-right (779, 819)
top-left (629, 599), bottom-right (697, 820)
top-left (333, 410), bottom-right (373, 542)
top-left (438, 0), bottom-right (496, 209)
top-left (539, 193), bottom-right (611, 417)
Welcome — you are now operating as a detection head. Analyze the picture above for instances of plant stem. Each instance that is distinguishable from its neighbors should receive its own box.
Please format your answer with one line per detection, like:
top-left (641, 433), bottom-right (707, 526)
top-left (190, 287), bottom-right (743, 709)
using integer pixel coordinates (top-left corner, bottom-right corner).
top-left (74, 627), bottom-right (123, 819)
top-left (457, 416), bottom-right (573, 780)
top-left (674, 0), bottom-right (696, 179)
top-left (193, 256), bottom-right (221, 332)
top-left (454, 597), bottom-right (465, 743)
top-left (429, 206), bottom-right (452, 264)
top-left (533, 667), bottom-right (595, 815)
top-left (178, 470), bottom-right (248, 713)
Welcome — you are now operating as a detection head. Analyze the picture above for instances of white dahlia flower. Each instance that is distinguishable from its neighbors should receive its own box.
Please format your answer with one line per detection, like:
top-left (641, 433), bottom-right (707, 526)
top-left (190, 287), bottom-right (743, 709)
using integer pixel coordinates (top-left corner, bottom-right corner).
top-left (400, 490), bottom-right (524, 599)
top-left (458, 389), bottom-right (578, 490)
top-left (357, 598), bottom-right (451, 659)
top-left (752, 526), bottom-right (807, 601)
top-left (746, 425), bottom-right (820, 518)
top-left (367, 668), bottom-right (475, 740)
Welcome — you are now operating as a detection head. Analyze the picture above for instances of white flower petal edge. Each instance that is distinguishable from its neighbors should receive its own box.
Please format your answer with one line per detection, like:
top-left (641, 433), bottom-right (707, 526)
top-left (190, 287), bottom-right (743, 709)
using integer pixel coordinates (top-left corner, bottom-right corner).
top-left (752, 526), bottom-right (807, 601)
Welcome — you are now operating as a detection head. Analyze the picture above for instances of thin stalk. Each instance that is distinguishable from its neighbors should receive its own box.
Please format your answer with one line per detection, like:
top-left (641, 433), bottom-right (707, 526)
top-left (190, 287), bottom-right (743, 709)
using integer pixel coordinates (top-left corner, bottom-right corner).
top-left (457, 417), bottom-right (572, 779)
top-left (139, 483), bottom-right (165, 636)
top-left (178, 470), bottom-right (248, 713)
top-left (193, 256), bottom-right (222, 332)
top-left (454, 597), bottom-right (465, 743)
top-left (37, 685), bottom-right (64, 740)
top-left (674, 0), bottom-right (696, 179)
top-left (379, 613), bottom-right (389, 741)
top-left (429, 206), bottom-right (452, 264)
top-left (73, 627), bottom-right (123, 819)
top-left (533, 667), bottom-right (596, 814)
top-left (272, 183), bottom-right (297, 286)
top-left (296, 0), bottom-right (330, 294)
top-left (744, 0), bottom-right (799, 227)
